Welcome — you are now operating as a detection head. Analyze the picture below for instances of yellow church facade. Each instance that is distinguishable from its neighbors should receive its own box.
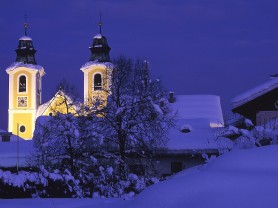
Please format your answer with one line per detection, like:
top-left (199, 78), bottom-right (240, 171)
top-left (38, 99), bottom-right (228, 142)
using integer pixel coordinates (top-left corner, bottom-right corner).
top-left (6, 61), bottom-right (45, 139)
top-left (81, 61), bottom-right (113, 107)
top-left (6, 22), bottom-right (112, 140)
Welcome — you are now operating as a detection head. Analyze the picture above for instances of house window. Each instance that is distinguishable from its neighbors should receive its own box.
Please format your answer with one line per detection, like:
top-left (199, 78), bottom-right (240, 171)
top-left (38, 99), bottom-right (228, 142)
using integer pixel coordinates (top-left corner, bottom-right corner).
top-left (171, 162), bottom-right (182, 174)
top-left (94, 74), bottom-right (102, 91)
top-left (19, 75), bottom-right (26, 92)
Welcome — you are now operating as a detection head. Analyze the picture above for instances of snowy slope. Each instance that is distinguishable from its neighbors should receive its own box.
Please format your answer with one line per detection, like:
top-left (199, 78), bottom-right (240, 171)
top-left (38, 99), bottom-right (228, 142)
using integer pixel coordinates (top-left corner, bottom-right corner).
top-left (0, 198), bottom-right (124, 208)
top-left (1, 146), bottom-right (277, 208)
top-left (124, 145), bottom-right (278, 208)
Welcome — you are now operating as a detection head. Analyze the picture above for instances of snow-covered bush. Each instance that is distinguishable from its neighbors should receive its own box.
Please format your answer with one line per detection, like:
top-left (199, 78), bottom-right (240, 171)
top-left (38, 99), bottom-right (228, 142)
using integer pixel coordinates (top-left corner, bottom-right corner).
top-left (218, 116), bottom-right (278, 150)
top-left (0, 167), bottom-right (81, 198)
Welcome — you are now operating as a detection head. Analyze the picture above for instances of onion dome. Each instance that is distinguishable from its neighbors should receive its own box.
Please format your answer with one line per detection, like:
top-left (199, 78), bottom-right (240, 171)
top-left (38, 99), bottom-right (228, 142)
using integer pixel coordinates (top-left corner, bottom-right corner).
top-left (89, 19), bottom-right (111, 62)
top-left (15, 17), bottom-right (37, 64)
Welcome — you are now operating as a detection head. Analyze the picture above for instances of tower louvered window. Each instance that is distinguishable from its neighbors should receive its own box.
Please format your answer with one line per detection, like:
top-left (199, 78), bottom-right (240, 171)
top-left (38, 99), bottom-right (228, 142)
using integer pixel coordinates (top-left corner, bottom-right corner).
top-left (19, 75), bottom-right (26, 92)
top-left (94, 74), bottom-right (102, 90)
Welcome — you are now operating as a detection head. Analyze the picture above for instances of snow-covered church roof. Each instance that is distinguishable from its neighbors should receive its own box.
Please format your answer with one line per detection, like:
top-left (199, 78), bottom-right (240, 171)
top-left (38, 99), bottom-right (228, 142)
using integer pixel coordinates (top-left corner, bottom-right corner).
top-left (94, 33), bottom-right (103, 39)
top-left (6, 62), bottom-right (44, 72)
top-left (19, 36), bottom-right (32, 41)
top-left (37, 89), bottom-right (80, 117)
top-left (232, 77), bottom-right (278, 108)
top-left (80, 60), bottom-right (113, 71)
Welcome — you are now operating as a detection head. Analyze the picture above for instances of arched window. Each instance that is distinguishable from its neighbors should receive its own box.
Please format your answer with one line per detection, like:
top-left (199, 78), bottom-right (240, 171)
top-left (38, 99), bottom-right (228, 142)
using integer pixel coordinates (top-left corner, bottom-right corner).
top-left (94, 74), bottom-right (102, 90)
top-left (19, 75), bottom-right (26, 92)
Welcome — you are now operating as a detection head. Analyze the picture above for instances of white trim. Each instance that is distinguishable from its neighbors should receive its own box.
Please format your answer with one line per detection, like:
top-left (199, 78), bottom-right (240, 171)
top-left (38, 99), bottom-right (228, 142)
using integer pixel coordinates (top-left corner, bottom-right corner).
top-left (84, 71), bottom-right (88, 102)
top-left (8, 110), bottom-right (13, 132)
top-left (8, 74), bottom-right (13, 109)
top-left (39, 76), bottom-right (42, 105)
top-left (31, 73), bottom-right (37, 109)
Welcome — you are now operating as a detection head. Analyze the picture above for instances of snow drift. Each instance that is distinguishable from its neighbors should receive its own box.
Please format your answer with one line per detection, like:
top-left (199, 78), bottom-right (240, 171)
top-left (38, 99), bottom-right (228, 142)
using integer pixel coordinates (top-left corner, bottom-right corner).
top-left (124, 145), bottom-right (278, 208)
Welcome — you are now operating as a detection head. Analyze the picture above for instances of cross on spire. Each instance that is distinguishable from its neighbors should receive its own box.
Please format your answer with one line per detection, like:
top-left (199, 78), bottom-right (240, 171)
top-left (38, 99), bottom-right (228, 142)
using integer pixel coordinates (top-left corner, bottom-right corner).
top-left (99, 13), bottom-right (102, 34)
top-left (24, 15), bottom-right (28, 36)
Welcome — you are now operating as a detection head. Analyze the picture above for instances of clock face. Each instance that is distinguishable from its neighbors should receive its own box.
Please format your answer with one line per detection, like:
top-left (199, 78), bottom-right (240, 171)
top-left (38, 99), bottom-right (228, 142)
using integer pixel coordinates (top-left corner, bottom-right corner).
top-left (18, 97), bottom-right (27, 107)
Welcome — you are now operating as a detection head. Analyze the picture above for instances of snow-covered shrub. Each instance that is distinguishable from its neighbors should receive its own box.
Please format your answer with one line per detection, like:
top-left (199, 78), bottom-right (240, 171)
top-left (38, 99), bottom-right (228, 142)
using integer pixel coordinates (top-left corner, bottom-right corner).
top-left (0, 163), bottom-right (160, 199)
top-left (0, 167), bottom-right (82, 198)
top-left (218, 116), bottom-right (277, 150)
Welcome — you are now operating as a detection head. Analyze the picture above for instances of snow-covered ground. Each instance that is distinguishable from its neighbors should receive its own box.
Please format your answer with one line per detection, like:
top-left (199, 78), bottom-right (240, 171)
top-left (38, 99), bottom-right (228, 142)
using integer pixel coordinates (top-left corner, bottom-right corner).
top-left (0, 198), bottom-right (124, 208)
top-left (1, 145), bottom-right (278, 208)
top-left (124, 145), bottom-right (278, 208)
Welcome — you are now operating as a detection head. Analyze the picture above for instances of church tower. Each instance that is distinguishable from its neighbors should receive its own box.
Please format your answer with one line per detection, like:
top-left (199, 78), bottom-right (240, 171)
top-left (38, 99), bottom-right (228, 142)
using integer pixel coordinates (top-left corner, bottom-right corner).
top-left (81, 18), bottom-right (113, 106)
top-left (6, 19), bottom-right (45, 139)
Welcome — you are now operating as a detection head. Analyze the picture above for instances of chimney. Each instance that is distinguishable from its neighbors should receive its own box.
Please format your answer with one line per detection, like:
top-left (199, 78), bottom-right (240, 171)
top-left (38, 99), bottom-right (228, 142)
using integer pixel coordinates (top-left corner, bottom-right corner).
top-left (168, 92), bottom-right (175, 103)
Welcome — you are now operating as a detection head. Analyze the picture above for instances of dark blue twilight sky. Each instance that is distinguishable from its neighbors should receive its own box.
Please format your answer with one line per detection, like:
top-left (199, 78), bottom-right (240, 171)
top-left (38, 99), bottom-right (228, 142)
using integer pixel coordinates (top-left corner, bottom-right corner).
top-left (1, 0), bottom-right (278, 130)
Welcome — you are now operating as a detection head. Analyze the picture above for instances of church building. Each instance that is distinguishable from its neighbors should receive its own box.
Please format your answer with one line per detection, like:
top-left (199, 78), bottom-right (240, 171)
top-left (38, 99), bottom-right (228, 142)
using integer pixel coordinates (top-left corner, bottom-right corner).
top-left (6, 20), bottom-right (113, 140)
top-left (1, 19), bottom-right (232, 174)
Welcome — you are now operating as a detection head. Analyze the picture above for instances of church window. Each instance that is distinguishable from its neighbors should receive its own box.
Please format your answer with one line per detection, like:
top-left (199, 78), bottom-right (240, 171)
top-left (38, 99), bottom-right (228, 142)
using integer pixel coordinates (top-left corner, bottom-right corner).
top-left (94, 74), bottom-right (102, 90)
top-left (19, 75), bottom-right (27, 92)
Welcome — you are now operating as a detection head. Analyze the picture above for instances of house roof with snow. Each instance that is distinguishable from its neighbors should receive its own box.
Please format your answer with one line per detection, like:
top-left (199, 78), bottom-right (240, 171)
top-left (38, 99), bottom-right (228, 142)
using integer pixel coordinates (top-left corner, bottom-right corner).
top-left (169, 95), bottom-right (224, 127)
top-left (166, 119), bottom-right (232, 153)
top-left (232, 77), bottom-right (278, 108)
top-left (165, 95), bottom-right (232, 153)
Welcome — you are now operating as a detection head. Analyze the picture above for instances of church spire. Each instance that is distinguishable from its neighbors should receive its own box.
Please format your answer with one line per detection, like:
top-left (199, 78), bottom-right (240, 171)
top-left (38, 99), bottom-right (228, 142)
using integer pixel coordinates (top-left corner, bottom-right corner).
top-left (15, 17), bottom-right (37, 64)
top-left (99, 13), bottom-right (102, 34)
top-left (24, 15), bottom-right (28, 36)
top-left (89, 17), bottom-right (111, 62)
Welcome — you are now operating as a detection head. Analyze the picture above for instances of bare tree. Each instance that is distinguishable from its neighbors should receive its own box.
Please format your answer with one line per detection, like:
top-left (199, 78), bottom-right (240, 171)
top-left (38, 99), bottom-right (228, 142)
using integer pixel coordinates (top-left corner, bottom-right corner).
top-left (32, 81), bottom-right (103, 176)
top-left (33, 58), bottom-right (174, 178)
top-left (97, 56), bottom-right (174, 177)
